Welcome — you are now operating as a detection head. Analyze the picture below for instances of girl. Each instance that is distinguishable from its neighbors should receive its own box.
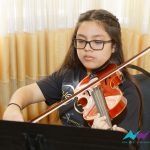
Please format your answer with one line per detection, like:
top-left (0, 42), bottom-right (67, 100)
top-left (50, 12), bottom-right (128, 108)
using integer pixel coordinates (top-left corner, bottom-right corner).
top-left (3, 9), bottom-right (142, 132)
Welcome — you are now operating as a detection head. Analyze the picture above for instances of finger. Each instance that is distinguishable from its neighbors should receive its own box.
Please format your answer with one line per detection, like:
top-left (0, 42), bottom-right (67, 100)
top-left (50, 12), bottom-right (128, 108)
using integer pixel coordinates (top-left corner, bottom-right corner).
top-left (112, 125), bottom-right (127, 133)
top-left (92, 118), bottom-right (110, 129)
top-left (92, 116), bottom-right (106, 127)
top-left (102, 123), bottom-right (110, 129)
top-left (94, 115), bottom-right (106, 122)
top-left (92, 121), bottom-right (110, 129)
top-left (112, 124), bottom-right (117, 131)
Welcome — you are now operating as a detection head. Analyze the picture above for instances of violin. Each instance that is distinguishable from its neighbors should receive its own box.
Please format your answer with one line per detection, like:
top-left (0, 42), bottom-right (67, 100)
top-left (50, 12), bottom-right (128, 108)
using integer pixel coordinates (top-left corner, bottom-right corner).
top-left (30, 46), bottom-right (150, 123)
top-left (74, 64), bottom-right (127, 127)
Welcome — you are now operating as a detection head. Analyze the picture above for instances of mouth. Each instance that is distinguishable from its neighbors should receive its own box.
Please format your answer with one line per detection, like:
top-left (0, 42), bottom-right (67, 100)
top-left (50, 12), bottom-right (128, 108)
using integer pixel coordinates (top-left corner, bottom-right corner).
top-left (84, 55), bottom-right (95, 61)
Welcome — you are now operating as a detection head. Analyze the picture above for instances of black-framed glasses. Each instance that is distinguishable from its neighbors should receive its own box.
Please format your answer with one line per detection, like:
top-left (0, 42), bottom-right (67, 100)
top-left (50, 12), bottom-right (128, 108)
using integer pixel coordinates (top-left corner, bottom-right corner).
top-left (74, 39), bottom-right (112, 51)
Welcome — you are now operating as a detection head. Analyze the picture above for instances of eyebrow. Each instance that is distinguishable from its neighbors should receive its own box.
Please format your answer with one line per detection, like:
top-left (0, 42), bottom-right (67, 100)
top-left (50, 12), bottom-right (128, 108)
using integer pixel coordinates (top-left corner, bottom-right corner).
top-left (76, 34), bottom-right (104, 38)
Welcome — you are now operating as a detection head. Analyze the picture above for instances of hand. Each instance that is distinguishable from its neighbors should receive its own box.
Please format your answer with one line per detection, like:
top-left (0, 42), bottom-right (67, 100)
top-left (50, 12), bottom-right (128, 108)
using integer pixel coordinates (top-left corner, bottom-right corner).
top-left (3, 104), bottom-right (24, 122)
top-left (92, 114), bottom-right (110, 130)
top-left (91, 114), bottom-right (127, 133)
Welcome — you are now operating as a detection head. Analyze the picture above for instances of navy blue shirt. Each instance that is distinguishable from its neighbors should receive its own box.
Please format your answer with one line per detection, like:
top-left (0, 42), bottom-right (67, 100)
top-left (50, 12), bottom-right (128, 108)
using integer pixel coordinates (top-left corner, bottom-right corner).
top-left (37, 68), bottom-right (140, 131)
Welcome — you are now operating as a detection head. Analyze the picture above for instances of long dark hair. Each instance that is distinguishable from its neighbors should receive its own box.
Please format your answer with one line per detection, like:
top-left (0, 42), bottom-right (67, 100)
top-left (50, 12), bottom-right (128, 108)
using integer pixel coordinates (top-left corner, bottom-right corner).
top-left (59, 9), bottom-right (124, 70)
top-left (58, 9), bottom-right (143, 130)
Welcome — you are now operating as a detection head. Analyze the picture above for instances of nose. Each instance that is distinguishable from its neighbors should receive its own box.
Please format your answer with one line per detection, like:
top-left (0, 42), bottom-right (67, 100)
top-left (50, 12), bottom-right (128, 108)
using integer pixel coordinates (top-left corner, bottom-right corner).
top-left (84, 42), bottom-right (93, 51)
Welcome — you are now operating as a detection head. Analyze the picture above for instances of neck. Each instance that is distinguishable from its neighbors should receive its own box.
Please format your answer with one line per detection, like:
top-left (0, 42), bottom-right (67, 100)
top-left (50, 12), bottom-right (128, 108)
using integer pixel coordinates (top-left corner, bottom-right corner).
top-left (91, 60), bottom-right (110, 74)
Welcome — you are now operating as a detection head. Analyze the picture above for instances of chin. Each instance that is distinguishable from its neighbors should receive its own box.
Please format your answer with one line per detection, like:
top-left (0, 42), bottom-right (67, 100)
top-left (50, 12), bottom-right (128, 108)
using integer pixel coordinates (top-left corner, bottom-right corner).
top-left (83, 64), bottom-right (98, 70)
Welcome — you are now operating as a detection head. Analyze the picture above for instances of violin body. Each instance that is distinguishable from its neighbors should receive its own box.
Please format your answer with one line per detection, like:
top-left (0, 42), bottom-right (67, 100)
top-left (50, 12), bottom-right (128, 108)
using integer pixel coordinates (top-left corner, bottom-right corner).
top-left (74, 64), bottom-right (127, 125)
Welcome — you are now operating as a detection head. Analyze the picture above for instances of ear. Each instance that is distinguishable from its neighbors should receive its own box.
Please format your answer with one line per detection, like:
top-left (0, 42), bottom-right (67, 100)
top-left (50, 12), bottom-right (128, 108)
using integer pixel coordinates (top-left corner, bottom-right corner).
top-left (112, 47), bottom-right (115, 53)
top-left (112, 44), bottom-right (116, 53)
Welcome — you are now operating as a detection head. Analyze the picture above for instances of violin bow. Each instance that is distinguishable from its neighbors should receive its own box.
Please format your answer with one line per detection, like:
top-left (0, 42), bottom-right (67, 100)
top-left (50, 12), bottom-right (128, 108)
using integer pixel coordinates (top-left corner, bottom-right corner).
top-left (30, 46), bottom-right (150, 123)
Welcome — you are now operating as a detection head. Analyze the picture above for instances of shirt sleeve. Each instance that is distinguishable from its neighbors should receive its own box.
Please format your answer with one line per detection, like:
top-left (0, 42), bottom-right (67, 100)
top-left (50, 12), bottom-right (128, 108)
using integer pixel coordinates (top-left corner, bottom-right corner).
top-left (114, 79), bottom-right (141, 132)
top-left (36, 72), bottom-right (62, 106)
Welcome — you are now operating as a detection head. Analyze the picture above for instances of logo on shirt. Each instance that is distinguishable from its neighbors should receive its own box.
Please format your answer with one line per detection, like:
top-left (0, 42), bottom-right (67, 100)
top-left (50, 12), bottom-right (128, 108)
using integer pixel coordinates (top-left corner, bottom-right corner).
top-left (62, 84), bottom-right (75, 99)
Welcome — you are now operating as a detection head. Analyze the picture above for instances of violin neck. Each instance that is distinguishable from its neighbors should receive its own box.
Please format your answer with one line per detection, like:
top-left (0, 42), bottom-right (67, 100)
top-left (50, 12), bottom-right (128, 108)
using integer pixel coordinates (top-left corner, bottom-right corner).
top-left (91, 86), bottom-right (112, 128)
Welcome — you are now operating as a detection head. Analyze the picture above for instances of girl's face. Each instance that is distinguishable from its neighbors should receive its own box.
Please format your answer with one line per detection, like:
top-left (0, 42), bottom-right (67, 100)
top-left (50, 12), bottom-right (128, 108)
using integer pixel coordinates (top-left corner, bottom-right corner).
top-left (76, 21), bottom-right (114, 70)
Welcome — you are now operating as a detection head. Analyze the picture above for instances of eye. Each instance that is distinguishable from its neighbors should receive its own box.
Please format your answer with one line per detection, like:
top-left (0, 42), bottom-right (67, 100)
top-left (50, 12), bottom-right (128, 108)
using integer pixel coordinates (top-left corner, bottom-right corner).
top-left (93, 40), bottom-right (103, 44)
top-left (77, 39), bottom-right (85, 43)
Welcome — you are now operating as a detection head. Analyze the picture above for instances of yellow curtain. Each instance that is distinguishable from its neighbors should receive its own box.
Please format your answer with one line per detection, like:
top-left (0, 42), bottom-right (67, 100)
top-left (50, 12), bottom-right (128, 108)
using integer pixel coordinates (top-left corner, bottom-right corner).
top-left (0, 0), bottom-right (150, 124)
top-left (0, 29), bottom-right (73, 124)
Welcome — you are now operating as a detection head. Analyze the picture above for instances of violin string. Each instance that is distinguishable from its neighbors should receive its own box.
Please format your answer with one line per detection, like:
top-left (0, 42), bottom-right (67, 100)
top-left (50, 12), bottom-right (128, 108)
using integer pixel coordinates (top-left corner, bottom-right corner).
top-left (91, 86), bottom-right (112, 128)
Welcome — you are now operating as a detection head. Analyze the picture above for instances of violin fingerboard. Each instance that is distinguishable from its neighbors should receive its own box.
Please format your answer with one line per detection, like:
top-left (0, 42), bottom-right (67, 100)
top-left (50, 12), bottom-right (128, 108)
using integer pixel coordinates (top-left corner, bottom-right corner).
top-left (91, 86), bottom-right (112, 128)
